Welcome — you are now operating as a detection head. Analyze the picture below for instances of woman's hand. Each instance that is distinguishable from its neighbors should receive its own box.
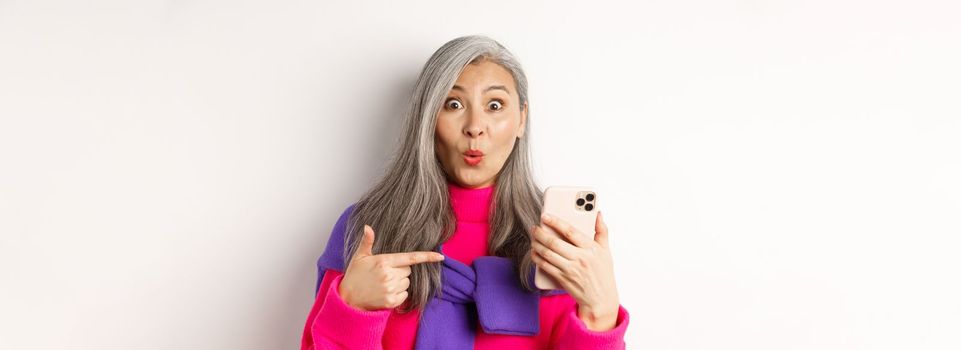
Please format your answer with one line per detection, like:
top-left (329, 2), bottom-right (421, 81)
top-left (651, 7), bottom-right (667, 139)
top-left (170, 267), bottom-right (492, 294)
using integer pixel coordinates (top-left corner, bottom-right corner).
top-left (531, 211), bottom-right (620, 331)
top-left (339, 224), bottom-right (446, 311)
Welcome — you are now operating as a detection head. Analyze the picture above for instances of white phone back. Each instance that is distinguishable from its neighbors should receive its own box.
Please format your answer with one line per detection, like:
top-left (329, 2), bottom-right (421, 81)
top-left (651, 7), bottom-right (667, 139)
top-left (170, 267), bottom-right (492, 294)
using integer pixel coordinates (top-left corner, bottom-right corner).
top-left (534, 186), bottom-right (599, 290)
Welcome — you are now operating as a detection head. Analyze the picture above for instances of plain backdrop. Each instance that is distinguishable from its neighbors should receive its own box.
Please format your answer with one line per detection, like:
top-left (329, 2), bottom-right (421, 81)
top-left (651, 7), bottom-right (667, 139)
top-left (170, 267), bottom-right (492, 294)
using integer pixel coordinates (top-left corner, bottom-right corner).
top-left (2, 1), bottom-right (959, 349)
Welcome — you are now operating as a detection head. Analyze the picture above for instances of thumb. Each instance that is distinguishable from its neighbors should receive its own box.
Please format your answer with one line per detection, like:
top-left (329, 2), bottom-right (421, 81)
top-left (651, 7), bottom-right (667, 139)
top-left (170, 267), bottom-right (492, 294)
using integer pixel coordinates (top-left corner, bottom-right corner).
top-left (594, 211), bottom-right (610, 248)
top-left (354, 224), bottom-right (375, 259)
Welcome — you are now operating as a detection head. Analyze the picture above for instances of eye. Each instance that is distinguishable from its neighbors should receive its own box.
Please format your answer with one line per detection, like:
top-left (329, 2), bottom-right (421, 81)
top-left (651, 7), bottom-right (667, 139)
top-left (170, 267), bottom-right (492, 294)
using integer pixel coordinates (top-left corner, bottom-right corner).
top-left (489, 100), bottom-right (504, 111)
top-left (445, 98), bottom-right (462, 110)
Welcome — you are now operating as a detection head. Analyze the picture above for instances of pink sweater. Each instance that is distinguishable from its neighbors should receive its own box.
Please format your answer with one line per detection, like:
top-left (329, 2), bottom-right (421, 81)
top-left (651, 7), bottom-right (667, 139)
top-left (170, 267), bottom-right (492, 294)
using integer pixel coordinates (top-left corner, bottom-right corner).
top-left (301, 182), bottom-right (630, 349)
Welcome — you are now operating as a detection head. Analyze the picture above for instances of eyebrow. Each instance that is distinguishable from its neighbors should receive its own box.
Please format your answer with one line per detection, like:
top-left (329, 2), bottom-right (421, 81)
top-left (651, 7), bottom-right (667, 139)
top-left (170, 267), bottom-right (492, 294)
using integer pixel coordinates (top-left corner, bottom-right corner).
top-left (451, 84), bottom-right (511, 95)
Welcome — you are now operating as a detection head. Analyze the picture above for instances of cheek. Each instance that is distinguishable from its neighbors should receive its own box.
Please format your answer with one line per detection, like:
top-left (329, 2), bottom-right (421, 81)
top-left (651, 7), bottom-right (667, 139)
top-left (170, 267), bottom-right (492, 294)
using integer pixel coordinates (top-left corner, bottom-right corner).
top-left (491, 119), bottom-right (520, 154)
top-left (434, 118), bottom-right (459, 155)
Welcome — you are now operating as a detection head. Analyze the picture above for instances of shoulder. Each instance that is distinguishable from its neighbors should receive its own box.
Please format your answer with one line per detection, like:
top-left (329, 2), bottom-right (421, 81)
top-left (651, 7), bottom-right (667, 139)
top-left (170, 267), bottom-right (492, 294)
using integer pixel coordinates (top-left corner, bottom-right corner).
top-left (333, 203), bottom-right (357, 233)
top-left (316, 203), bottom-right (359, 273)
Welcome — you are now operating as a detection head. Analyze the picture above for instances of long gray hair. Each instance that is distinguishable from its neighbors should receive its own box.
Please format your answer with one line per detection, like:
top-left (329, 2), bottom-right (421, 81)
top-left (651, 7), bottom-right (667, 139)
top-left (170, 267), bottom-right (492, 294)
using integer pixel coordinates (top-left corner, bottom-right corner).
top-left (343, 35), bottom-right (544, 314)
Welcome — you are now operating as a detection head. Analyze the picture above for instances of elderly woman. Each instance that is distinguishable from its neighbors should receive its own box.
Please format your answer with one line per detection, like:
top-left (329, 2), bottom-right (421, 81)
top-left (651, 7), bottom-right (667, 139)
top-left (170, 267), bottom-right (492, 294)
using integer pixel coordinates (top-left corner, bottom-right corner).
top-left (301, 35), bottom-right (629, 350)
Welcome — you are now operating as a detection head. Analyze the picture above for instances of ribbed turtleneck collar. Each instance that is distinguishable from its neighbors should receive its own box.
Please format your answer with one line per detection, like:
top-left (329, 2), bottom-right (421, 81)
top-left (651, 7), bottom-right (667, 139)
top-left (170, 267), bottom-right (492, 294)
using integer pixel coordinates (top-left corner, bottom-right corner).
top-left (447, 181), bottom-right (494, 223)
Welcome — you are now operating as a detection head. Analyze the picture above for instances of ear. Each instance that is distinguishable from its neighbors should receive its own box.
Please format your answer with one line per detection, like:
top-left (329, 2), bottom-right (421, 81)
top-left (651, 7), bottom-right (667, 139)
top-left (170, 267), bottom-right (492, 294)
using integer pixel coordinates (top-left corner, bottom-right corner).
top-left (517, 102), bottom-right (528, 139)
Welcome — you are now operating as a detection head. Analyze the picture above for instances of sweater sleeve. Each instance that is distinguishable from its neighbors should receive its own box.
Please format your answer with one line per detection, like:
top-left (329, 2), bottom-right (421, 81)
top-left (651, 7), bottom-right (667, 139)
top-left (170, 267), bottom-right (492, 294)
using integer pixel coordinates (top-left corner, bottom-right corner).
top-left (547, 294), bottom-right (630, 350)
top-left (300, 269), bottom-right (392, 350)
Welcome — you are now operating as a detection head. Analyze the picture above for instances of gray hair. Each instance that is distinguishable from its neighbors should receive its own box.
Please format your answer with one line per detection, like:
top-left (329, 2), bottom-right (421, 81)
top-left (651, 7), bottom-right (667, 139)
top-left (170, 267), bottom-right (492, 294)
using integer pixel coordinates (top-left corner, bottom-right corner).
top-left (343, 35), bottom-right (544, 314)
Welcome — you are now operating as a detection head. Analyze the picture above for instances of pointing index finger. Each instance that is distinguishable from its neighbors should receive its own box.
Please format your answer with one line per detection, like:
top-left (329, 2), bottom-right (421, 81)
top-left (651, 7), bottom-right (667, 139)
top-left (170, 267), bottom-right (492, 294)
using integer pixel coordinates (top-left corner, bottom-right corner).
top-left (381, 251), bottom-right (446, 267)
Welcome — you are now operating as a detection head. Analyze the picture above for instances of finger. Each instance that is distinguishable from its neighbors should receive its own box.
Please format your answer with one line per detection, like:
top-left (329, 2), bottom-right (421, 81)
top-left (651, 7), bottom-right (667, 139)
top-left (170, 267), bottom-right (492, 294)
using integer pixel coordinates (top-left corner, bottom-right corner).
top-left (381, 251), bottom-right (445, 267)
top-left (532, 224), bottom-right (579, 260)
top-left (395, 265), bottom-right (412, 277)
top-left (354, 224), bottom-right (375, 259)
top-left (532, 251), bottom-right (570, 285)
top-left (532, 240), bottom-right (572, 273)
top-left (391, 290), bottom-right (409, 307)
top-left (594, 211), bottom-right (610, 249)
top-left (541, 213), bottom-right (591, 248)
top-left (394, 277), bottom-right (411, 293)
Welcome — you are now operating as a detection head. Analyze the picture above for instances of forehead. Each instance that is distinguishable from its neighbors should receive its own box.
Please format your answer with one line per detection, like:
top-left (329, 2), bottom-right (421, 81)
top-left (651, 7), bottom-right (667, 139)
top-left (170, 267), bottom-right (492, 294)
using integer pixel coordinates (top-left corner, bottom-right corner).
top-left (453, 60), bottom-right (516, 91)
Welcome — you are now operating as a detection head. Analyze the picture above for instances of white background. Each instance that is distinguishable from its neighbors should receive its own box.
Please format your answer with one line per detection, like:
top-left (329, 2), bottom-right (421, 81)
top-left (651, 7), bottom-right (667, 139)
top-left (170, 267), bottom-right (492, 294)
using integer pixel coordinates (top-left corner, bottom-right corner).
top-left (2, 1), bottom-right (959, 349)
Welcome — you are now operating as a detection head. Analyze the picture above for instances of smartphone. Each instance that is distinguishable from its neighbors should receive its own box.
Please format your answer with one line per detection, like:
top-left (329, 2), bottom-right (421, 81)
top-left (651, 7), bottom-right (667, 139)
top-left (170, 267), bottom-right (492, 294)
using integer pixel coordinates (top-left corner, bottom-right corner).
top-left (534, 186), bottom-right (599, 290)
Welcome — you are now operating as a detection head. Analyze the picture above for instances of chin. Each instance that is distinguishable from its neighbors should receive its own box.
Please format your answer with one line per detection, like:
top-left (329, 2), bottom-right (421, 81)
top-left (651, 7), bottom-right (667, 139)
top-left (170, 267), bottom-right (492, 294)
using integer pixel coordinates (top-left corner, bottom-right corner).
top-left (454, 173), bottom-right (493, 188)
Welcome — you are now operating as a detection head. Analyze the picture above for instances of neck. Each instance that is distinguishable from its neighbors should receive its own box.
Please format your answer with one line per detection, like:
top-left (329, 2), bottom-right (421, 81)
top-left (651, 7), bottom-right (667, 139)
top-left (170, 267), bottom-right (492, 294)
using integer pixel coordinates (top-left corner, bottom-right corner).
top-left (447, 181), bottom-right (494, 223)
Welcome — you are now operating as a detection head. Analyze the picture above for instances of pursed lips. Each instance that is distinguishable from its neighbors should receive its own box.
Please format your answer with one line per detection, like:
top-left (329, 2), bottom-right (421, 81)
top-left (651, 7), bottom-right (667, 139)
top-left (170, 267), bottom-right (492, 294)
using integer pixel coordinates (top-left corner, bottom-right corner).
top-left (463, 149), bottom-right (484, 166)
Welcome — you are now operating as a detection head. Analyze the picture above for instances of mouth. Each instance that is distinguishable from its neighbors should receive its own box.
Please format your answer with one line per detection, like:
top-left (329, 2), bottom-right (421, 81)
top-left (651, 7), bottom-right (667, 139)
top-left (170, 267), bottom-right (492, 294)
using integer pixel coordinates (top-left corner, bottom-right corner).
top-left (463, 149), bottom-right (484, 166)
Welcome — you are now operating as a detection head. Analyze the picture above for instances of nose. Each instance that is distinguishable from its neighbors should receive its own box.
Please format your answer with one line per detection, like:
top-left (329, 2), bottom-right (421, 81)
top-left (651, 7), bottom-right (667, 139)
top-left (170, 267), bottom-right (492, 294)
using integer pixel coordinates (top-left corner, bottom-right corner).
top-left (465, 126), bottom-right (484, 138)
top-left (463, 107), bottom-right (485, 138)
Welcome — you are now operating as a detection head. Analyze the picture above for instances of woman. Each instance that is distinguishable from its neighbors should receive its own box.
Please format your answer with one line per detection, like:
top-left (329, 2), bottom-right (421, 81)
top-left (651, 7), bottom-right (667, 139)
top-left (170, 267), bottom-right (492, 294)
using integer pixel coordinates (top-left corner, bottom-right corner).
top-left (301, 35), bottom-right (629, 350)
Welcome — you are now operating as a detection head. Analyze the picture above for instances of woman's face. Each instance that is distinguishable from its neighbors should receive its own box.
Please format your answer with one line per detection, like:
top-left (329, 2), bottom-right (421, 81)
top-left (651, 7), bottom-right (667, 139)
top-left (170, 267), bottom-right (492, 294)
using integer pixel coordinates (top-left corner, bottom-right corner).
top-left (435, 60), bottom-right (528, 189)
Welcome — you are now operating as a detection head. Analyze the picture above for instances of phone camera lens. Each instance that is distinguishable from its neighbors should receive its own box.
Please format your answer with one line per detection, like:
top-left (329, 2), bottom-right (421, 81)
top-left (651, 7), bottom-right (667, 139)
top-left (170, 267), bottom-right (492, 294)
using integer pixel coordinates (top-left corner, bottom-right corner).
top-left (576, 198), bottom-right (585, 206)
top-left (585, 203), bottom-right (594, 211)
top-left (586, 193), bottom-right (595, 201)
